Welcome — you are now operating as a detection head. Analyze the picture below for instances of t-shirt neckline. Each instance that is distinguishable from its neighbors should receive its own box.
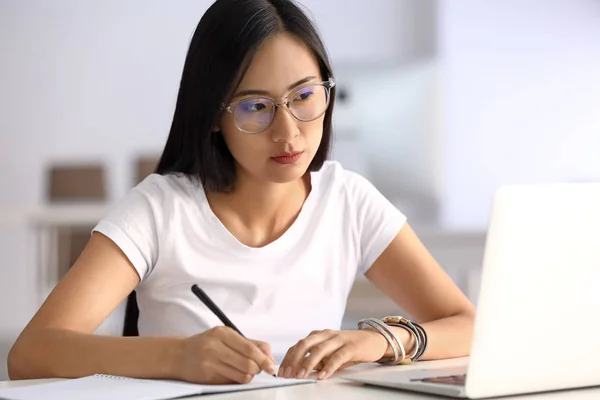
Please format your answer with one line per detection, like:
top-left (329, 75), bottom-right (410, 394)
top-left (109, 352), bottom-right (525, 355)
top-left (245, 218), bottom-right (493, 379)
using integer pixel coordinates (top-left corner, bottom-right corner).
top-left (196, 171), bottom-right (322, 257)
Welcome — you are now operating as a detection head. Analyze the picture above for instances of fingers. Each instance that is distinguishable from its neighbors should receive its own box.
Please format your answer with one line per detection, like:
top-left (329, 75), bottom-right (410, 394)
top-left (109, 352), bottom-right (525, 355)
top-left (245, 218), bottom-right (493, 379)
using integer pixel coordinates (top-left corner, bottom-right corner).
top-left (221, 329), bottom-right (277, 376)
top-left (218, 342), bottom-right (262, 376)
top-left (316, 359), bottom-right (356, 371)
top-left (317, 347), bottom-right (355, 380)
top-left (215, 361), bottom-right (255, 384)
top-left (251, 339), bottom-right (275, 363)
top-left (298, 337), bottom-right (344, 379)
top-left (279, 329), bottom-right (337, 378)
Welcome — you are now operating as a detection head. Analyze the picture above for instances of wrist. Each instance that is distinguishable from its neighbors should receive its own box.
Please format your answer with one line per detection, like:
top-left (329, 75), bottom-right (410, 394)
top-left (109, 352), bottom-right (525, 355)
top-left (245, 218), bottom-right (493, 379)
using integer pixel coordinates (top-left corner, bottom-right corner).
top-left (385, 326), bottom-right (413, 358)
top-left (360, 327), bottom-right (391, 359)
top-left (163, 337), bottom-right (186, 380)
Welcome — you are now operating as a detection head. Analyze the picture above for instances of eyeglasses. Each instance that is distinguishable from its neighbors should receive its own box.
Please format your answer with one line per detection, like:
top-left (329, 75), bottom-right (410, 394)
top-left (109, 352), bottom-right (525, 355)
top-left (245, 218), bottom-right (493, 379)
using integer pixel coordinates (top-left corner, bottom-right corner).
top-left (220, 78), bottom-right (335, 134)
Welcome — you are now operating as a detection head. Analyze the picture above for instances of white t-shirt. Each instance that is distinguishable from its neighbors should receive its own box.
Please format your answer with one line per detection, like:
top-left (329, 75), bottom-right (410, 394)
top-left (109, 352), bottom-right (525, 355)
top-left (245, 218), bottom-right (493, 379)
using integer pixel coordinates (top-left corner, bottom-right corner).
top-left (93, 161), bottom-right (406, 362)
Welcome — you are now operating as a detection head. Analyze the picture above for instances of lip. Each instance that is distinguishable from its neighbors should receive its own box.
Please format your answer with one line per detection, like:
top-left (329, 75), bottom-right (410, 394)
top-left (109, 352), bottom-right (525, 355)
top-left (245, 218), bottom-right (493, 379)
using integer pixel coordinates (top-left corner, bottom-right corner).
top-left (271, 151), bottom-right (304, 165)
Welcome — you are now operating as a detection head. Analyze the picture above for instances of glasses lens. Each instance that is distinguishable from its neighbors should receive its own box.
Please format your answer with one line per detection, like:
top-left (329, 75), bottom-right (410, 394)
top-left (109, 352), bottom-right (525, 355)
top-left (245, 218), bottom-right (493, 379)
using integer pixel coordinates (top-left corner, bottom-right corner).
top-left (233, 97), bottom-right (275, 133)
top-left (289, 84), bottom-right (329, 121)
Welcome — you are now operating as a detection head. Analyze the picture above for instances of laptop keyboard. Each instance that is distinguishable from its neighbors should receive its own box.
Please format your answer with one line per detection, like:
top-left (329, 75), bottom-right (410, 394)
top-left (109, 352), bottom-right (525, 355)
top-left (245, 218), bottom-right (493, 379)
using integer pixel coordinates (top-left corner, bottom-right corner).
top-left (410, 374), bottom-right (467, 386)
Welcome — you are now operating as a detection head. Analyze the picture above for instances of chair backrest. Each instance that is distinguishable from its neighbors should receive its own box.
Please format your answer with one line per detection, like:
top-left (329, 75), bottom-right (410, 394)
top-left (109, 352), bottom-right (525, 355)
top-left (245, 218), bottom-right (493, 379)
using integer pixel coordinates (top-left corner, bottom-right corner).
top-left (123, 292), bottom-right (139, 336)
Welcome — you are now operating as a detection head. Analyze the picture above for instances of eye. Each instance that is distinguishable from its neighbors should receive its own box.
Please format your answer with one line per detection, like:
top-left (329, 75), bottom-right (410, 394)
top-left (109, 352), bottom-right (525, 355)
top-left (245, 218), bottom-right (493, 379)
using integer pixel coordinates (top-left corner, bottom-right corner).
top-left (249, 103), bottom-right (266, 111)
top-left (294, 87), bottom-right (315, 101)
top-left (239, 99), bottom-right (270, 113)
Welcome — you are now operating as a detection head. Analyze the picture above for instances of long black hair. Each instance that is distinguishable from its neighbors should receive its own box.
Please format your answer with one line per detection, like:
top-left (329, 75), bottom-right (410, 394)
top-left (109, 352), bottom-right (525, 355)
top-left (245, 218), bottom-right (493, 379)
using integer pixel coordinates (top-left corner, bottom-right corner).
top-left (155, 0), bottom-right (336, 192)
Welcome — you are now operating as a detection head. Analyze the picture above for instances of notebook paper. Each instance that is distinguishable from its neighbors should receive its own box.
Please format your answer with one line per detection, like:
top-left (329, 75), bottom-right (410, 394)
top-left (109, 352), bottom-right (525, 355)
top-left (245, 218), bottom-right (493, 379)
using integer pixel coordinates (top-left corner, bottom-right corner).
top-left (0, 372), bottom-right (315, 400)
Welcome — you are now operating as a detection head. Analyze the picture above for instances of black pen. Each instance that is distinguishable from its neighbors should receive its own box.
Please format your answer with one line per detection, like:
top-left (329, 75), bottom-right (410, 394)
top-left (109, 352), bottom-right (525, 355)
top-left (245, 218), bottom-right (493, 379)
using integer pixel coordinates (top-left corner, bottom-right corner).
top-left (191, 284), bottom-right (277, 377)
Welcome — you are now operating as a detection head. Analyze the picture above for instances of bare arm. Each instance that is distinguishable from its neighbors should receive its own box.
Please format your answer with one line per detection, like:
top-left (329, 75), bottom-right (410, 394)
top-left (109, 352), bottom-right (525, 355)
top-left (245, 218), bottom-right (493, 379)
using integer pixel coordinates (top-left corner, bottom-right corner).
top-left (365, 223), bottom-right (476, 360)
top-left (7, 232), bottom-right (183, 380)
top-left (276, 223), bottom-right (475, 379)
top-left (8, 232), bottom-right (275, 383)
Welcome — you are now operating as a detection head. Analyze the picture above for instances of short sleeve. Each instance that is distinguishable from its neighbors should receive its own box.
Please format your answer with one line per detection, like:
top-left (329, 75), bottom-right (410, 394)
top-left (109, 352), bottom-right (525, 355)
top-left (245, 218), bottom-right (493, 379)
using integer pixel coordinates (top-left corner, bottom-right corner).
top-left (345, 171), bottom-right (407, 275)
top-left (92, 185), bottom-right (161, 281)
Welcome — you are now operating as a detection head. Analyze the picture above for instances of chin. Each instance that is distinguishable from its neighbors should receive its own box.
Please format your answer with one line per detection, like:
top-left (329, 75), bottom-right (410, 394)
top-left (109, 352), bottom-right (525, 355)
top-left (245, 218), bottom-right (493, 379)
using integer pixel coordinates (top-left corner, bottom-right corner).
top-left (265, 167), bottom-right (307, 184)
top-left (263, 160), bottom-right (310, 184)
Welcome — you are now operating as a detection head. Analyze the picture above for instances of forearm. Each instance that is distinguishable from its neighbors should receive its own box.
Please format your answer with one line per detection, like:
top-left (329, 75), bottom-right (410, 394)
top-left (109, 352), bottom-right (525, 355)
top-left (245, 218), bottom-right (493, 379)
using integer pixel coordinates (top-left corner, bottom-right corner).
top-left (8, 328), bottom-right (183, 380)
top-left (382, 312), bottom-right (474, 361)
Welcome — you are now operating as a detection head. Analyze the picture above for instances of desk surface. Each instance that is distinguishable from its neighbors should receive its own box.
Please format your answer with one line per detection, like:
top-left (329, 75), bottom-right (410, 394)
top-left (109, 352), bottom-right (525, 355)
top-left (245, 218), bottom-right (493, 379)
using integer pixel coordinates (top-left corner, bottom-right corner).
top-left (3, 358), bottom-right (600, 400)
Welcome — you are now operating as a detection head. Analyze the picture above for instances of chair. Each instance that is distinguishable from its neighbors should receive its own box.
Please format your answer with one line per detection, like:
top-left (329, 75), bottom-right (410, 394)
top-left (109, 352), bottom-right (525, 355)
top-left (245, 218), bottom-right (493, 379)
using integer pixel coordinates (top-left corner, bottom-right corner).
top-left (123, 292), bottom-right (139, 336)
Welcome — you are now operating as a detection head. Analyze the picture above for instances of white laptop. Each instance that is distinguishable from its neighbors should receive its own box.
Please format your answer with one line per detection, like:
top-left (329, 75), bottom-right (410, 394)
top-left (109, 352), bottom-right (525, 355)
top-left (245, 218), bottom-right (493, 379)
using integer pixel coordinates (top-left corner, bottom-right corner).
top-left (345, 183), bottom-right (600, 398)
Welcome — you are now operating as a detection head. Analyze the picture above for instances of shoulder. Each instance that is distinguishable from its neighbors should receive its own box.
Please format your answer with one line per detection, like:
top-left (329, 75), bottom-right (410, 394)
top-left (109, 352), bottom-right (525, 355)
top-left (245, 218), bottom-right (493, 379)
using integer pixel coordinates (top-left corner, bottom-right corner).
top-left (132, 172), bottom-right (200, 205)
top-left (316, 160), bottom-right (406, 220)
top-left (315, 160), bottom-right (380, 198)
top-left (317, 162), bottom-right (406, 274)
top-left (103, 173), bottom-right (202, 225)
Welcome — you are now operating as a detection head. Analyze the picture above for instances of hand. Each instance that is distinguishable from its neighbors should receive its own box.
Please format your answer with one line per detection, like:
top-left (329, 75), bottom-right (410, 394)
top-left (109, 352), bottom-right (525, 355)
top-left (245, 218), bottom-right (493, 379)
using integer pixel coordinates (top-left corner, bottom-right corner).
top-left (173, 326), bottom-right (276, 384)
top-left (278, 329), bottom-right (389, 380)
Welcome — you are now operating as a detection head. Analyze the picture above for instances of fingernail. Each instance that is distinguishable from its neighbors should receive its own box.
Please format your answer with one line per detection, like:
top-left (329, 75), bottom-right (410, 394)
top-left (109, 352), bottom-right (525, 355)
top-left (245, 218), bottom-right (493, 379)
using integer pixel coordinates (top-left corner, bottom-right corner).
top-left (317, 370), bottom-right (327, 380)
top-left (267, 364), bottom-right (277, 375)
top-left (296, 368), bottom-right (306, 379)
top-left (285, 366), bottom-right (293, 378)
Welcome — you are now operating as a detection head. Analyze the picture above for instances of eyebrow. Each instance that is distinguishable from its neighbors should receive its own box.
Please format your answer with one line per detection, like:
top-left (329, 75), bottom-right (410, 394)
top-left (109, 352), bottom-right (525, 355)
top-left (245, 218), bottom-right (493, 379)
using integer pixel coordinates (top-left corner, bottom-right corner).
top-left (232, 76), bottom-right (317, 98)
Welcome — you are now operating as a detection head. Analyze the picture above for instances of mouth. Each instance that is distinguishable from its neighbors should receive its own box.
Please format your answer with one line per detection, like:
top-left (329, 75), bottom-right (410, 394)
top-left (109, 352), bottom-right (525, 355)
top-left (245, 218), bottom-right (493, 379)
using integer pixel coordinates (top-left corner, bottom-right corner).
top-left (271, 151), bottom-right (304, 165)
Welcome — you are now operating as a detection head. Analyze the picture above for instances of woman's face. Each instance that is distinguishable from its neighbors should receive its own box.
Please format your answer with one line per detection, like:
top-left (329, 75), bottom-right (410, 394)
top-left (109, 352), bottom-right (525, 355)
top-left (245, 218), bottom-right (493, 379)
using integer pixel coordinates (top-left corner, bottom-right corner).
top-left (217, 32), bottom-right (327, 185)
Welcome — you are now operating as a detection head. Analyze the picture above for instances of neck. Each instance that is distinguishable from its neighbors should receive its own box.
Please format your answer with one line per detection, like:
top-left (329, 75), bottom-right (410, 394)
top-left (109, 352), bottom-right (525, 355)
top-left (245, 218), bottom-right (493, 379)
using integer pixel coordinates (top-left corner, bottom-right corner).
top-left (235, 173), bottom-right (309, 222)
top-left (205, 169), bottom-right (311, 247)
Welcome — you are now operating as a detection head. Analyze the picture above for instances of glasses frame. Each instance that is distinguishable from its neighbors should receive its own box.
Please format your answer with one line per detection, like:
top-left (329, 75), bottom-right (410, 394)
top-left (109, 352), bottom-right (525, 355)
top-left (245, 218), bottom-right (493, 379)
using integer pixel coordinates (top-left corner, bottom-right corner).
top-left (220, 78), bottom-right (336, 134)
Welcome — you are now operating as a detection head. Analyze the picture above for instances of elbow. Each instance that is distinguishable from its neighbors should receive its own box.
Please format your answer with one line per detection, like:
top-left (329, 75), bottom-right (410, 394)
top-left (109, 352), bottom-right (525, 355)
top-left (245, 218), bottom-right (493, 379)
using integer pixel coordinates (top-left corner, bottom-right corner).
top-left (459, 307), bottom-right (476, 330)
top-left (458, 301), bottom-right (476, 322)
top-left (7, 334), bottom-right (40, 381)
top-left (463, 306), bottom-right (476, 321)
top-left (7, 341), bottom-right (26, 380)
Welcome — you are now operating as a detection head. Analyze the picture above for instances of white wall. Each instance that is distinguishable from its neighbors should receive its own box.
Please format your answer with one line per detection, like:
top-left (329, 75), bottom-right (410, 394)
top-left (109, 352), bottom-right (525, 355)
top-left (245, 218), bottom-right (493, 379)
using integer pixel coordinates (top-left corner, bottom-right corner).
top-left (439, 0), bottom-right (600, 228)
top-left (0, 0), bottom-right (211, 207)
top-left (333, 61), bottom-right (442, 206)
top-left (301, 0), bottom-right (433, 65)
top-left (0, 0), bottom-right (428, 208)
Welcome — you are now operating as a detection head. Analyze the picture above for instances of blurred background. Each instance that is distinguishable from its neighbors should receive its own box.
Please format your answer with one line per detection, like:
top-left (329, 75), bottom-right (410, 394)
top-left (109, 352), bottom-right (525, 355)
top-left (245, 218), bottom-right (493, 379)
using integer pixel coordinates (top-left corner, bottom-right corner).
top-left (1, 0), bottom-right (599, 379)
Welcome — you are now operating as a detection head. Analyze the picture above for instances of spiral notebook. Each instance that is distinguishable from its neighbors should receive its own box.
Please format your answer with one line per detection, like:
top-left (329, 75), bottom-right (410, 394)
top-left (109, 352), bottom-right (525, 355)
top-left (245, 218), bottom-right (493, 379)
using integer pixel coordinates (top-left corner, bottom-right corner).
top-left (0, 371), bottom-right (315, 400)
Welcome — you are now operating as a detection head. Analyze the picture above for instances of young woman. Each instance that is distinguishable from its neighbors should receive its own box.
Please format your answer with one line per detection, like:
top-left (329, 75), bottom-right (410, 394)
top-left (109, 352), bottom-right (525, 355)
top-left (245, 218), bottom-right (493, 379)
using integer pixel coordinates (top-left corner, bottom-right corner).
top-left (8, 0), bottom-right (474, 385)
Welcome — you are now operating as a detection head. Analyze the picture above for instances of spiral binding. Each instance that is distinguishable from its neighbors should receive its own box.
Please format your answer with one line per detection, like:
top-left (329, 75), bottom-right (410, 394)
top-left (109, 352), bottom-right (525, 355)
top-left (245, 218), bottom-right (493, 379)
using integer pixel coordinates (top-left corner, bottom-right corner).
top-left (94, 374), bottom-right (135, 381)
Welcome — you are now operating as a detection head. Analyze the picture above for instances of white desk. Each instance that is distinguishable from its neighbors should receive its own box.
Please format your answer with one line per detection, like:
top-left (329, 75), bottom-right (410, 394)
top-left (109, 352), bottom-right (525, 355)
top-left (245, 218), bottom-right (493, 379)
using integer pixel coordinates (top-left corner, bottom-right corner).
top-left (2, 358), bottom-right (600, 399)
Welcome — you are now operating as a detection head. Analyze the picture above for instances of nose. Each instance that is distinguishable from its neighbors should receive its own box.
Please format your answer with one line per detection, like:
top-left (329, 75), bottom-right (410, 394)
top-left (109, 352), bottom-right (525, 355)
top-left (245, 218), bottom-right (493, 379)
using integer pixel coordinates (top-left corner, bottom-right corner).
top-left (269, 103), bottom-right (299, 143)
